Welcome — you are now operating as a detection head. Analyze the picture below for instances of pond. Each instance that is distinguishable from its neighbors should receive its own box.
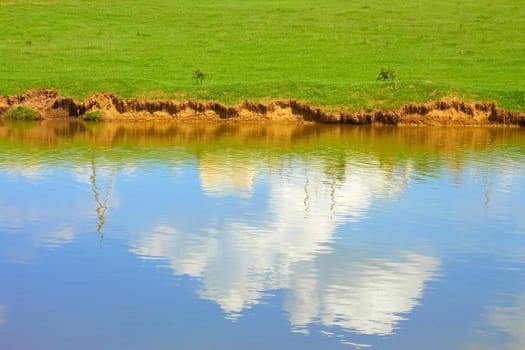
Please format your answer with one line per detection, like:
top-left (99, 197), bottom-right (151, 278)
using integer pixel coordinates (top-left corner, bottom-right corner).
top-left (0, 121), bottom-right (524, 350)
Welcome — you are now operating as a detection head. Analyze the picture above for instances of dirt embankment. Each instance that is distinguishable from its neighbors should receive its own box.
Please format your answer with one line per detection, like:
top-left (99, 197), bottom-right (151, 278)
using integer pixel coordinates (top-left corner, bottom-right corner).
top-left (0, 89), bottom-right (524, 126)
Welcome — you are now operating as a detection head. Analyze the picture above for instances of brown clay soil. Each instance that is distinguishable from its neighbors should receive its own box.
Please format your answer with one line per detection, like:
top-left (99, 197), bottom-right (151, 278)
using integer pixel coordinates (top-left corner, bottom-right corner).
top-left (1, 89), bottom-right (524, 126)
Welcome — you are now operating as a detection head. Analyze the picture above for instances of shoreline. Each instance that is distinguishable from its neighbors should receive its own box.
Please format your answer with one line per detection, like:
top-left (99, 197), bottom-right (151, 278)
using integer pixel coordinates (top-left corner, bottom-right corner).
top-left (1, 89), bottom-right (524, 126)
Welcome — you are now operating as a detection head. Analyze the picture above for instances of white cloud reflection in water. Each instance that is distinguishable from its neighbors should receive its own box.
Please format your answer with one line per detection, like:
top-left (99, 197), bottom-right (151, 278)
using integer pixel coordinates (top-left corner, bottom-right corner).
top-left (0, 305), bottom-right (6, 326)
top-left (1, 164), bottom-right (44, 181)
top-left (0, 207), bottom-right (78, 261)
top-left (199, 153), bottom-right (258, 197)
top-left (34, 227), bottom-right (76, 249)
top-left (284, 252), bottom-right (438, 336)
top-left (479, 294), bottom-right (525, 350)
top-left (131, 156), bottom-right (440, 338)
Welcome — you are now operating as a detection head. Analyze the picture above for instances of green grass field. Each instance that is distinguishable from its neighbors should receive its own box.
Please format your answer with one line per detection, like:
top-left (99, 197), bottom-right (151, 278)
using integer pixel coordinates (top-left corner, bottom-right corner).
top-left (1, 0), bottom-right (524, 111)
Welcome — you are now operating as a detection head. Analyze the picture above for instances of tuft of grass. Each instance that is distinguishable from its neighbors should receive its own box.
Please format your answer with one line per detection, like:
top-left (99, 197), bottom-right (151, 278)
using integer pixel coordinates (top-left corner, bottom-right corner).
top-left (4, 106), bottom-right (39, 120)
top-left (83, 110), bottom-right (104, 121)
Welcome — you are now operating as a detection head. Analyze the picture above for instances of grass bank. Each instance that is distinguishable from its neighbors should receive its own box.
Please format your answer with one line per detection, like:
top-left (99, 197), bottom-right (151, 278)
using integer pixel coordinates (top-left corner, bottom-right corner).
top-left (1, 0), bottom-right (524, 111)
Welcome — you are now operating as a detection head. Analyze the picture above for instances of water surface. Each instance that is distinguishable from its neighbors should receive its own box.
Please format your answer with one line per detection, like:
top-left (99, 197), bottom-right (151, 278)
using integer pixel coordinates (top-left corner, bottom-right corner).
top-left (0, 121), bottom-right (524, 349)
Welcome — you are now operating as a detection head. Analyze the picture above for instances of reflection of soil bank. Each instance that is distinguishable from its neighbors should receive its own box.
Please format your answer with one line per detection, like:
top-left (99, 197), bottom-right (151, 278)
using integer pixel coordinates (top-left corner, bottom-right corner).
top-left (1, 89), bottom-right (524, 126)
top-left (1, 120), bottom-right (524, 156)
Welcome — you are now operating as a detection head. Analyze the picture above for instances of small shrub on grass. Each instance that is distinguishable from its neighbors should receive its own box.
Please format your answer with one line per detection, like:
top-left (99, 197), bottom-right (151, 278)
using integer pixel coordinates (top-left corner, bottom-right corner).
top-left (84, 110), bottom-right (103, 121)
top-left (377, 68), bottom-right (399, 89)
top-left (193, 69), bottom-right (205, 84)
top-left (4, 106), bottom-right (39, 120)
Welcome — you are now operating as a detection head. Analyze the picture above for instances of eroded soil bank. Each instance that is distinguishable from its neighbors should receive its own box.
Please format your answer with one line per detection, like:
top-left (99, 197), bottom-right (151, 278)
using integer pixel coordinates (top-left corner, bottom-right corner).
top-left (1, 89), bottom-right (524, 126)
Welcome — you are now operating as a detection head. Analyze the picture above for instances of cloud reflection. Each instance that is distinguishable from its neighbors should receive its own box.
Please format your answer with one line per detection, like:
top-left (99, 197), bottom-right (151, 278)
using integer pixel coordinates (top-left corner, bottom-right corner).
top-left (1, 164), bottom-right (44, 180)
top-left (199, 153), bottom-right (257, 197)
top-left (284, 251), bottom-right (438, 336)
top-left (0, 305), bottom-right (6, 326)
top-left (34, 227), bottom-right (76, 249)
top-left (132, 155), bottom-right (439, 337)
top-left (485, 294), bottom-right (525, 350)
